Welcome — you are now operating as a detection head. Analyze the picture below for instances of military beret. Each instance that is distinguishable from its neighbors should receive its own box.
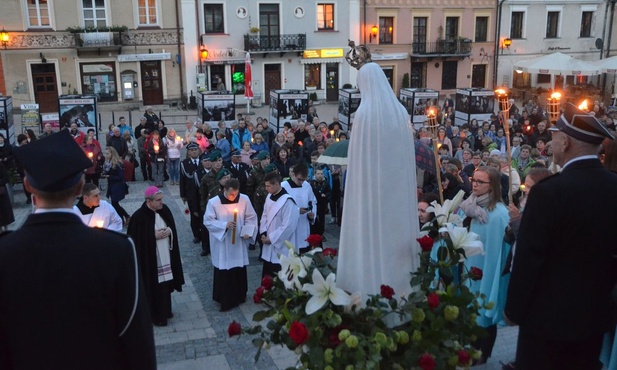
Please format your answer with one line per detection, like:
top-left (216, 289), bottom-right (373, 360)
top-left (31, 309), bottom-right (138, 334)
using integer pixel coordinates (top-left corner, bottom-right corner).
top-left (264, 163), bottom-right (278, 174)
top-left (217, 168), bottom-right (231, 181)
top-left (209, 150), bottom-right (222, 161)
top-left (257, 151), bottom-right (270, 160)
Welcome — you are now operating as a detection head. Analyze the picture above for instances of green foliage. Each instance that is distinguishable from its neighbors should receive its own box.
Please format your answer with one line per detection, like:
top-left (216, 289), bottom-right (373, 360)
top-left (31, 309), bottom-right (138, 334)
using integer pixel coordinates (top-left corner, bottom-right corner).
top-left (402, 73), bottom-right (410, 89)
top-left (66, 25), bottom-right (128, 33)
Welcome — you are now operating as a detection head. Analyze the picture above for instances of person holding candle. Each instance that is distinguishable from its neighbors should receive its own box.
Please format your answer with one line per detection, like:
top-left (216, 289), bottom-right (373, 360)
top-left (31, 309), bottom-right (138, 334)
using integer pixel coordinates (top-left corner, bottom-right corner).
top-left (164, 128), bottom-right (184, 185)
top-left (73, 183), bottom-right (123, 231)
top-left (80, 135), bottom-right (103, 186)
top-left (204, 179), bottom-right (258, 312)
top-left (282, 163), bottom-right (317, 255)
top-left (147, 130), bottom-right (167, 187)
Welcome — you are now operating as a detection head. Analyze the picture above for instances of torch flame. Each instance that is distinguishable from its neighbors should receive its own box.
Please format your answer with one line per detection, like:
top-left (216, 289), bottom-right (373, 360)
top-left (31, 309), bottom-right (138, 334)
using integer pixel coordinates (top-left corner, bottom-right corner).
top-left (551, 92), bottom-right (562, 100)
top-left (578, 100), bottom-right (588, 111)
top-left (428, 109), bottom-right (435, 116)
top-left (495, 88), bottom-right (507, 96)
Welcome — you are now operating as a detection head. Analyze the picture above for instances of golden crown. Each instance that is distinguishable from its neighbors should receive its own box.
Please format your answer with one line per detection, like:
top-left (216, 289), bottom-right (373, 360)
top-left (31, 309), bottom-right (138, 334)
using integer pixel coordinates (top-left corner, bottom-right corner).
top-left (345, 40), bottom-right (372, 70)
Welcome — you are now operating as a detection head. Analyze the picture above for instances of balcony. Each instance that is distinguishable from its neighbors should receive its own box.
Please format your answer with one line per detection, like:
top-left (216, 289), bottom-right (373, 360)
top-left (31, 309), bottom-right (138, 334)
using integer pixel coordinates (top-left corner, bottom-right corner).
top-left (74, 32), bottom-right (124, 54)
top-left (244, 33), bottom-right (306, 55)
top-left (411, 39), bottom-right (472, 57)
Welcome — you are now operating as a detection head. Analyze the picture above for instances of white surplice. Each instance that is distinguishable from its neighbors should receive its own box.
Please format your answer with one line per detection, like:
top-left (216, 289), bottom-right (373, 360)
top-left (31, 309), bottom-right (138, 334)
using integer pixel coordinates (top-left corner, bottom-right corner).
top-left (204, 194), bottom-right (258, 270)
top-left (281, 179), bottom-right (317, 251)
top-left (73, 200), bottom-right (123, 232)
top-left (259, 190), bottom-right (299, 264)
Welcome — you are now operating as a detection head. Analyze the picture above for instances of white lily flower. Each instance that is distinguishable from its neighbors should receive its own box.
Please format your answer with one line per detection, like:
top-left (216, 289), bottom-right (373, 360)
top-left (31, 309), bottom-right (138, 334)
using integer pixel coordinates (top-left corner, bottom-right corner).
top-left (426, 190), bottom-right (465, 226)
top-left (439, 223), bottom-right (484, 262)
top-left (302, 269), bottom-right (352, 315)
top-left (278, 254), bottom-right (308, 290)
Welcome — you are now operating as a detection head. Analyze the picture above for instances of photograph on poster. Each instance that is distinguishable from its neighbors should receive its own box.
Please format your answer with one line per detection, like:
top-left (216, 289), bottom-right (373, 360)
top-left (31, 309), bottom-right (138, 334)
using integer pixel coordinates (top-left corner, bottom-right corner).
top-left (278, 97), bottom-right (308, 121)
top-left (202, 96), bottom-right (235, 122)
top-left (456, 94), bottom-right (494, 114)
top-left (338, 91), bottom-right (360, 128)
top-left (59, 100), bottom-right (96, 128)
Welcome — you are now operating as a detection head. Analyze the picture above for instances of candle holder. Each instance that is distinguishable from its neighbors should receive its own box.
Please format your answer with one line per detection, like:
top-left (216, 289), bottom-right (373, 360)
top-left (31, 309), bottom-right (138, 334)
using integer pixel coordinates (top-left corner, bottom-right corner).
top-left (494, 88), bottom-right (514, 204)
top-left (426, 107), bottom-right (444, 204)
top-left (546, 92), bottom-right (562, 125)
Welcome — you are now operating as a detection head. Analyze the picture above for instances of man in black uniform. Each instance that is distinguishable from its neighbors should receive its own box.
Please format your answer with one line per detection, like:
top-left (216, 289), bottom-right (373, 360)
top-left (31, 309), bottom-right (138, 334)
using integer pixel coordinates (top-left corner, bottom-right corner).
top-left (505, 103), bottom-right (617, 370)
top-left (226, 150), bottom-right (250, 194)
top-left (0, 130), bottom-right (155, 369)
top-left (180, 142), bottom-right (203, 244)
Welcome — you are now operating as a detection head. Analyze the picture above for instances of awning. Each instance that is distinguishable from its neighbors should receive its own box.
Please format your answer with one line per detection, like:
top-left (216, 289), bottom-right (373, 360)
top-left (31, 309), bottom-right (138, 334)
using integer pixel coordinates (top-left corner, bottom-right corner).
top-left (300, 58), bottom-right (343, 64)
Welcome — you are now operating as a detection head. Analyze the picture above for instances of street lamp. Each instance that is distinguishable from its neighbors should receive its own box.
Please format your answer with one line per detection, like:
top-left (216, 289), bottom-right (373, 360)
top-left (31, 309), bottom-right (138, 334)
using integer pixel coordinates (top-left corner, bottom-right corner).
top-left (1, 29), bottom-right (9, 49)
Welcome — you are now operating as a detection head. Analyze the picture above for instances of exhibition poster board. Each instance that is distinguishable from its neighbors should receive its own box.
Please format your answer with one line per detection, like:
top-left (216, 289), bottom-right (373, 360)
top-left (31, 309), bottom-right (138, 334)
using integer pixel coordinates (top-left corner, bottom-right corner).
top-left (268, 90), bottom-right (309, 133)
top-left (338, 89), bottom-right (361, 131)
top-left (454, 88), bottom-right (495, 126)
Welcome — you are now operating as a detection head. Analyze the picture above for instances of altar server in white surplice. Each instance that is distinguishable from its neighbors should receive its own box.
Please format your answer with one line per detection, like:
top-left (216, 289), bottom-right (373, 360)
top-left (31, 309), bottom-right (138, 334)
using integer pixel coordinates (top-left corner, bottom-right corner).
top-left (204, 178), bottom-right (258, 312)
top-left (73, 183), bottom-right (123, 231)
top-left (281, 163), bottom-right (317, 254)
top-left (260, 172), bottom-right (299, 278)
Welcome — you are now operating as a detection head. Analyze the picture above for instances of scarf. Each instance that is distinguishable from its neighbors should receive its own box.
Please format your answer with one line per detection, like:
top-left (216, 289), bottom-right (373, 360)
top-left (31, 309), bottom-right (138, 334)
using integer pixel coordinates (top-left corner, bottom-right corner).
top-left (459, 193), bottom-right (491, 224)
top-left (154, 213), bottom-right (174, 283)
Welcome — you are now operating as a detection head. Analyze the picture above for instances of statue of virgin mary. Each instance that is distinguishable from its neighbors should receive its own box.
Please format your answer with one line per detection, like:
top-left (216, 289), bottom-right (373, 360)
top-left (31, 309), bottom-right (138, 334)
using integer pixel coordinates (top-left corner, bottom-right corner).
top-left (336, 41), bottom-right (420, 301)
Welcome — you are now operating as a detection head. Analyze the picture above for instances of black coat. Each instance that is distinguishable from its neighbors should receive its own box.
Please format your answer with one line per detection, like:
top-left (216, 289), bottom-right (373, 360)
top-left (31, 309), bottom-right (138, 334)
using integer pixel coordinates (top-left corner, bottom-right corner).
top-left (179, 158), bottom-right (201, 201)
top-left (0, 212), bottom-right (155, 369)
top-left (505, 159), bottom-right (617, 340)
top-left (128, 203), bottom-right (185, 305)
top-left (225, 161), bottom-right (250, 194)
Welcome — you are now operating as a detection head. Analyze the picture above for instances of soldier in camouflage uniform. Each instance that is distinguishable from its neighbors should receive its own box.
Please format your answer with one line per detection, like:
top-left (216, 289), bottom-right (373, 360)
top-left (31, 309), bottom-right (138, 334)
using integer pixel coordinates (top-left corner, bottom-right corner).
top-left (200, 151), bottom-right (224, 211)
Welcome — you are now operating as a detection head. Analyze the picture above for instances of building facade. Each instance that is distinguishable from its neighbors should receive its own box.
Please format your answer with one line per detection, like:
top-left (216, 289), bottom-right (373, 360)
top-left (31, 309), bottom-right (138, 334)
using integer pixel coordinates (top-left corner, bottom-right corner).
top-left (184, 0), bottom-right (360, 104)
top-left (362, 0), bottom-right (497, 95)
top-left (0, 0), bottom-right (185, 114)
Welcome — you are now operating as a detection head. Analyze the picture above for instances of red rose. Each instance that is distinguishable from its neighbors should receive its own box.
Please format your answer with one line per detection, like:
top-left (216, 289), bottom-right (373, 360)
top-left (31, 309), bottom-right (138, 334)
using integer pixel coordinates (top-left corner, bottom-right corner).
top-left (253, 286), bottom-right (265, 303)
top-left (289, 321), bottom-right (310, 345)
top-left (227, 321), bottom-right (241, 337)
top-left (469, 267), bottom-right (483, 281)
top-left (328, 325), bottom-right (348, 347)
top-left (380, 285), bottom-right (395, 300)
top-left (458, 349), bottom-right (471, 365)
top-left (417, 235), bottom-right (434, 252)
top-left (419, 353), bottom-right (436, 370)
top-left (305, 234), bottom-right (323, 247)
top-left (323, 248), bottom-right (338, 257)
top-left (427, 292), bottom-right (440, 310)
top-left (261, 275), bottom-right (274, 290)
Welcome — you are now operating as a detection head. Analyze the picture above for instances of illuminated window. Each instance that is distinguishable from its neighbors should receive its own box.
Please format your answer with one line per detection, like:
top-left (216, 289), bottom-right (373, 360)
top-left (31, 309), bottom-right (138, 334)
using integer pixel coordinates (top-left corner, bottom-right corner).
top-left (304, 64), bottom-right (321, 89)
top-left (317, 4), bottom-right (334, 30)
top-left (379, 17), bottom-right (393, 44)
top-left (138, 0), bottom-right (158, 26)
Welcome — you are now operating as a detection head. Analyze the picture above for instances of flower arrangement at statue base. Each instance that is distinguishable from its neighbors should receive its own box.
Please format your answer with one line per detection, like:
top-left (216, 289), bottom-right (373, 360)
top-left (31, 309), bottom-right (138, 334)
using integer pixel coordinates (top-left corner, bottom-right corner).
top-left (229, 223), bottom-right (491, 369)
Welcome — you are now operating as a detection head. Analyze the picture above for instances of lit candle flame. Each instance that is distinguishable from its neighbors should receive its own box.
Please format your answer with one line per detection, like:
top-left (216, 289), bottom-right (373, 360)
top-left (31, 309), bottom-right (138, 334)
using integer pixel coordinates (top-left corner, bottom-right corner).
top-left (336, 138), bottom-right (340, 142)
top-left (95, 220), bottom-right (104, 228)
top-left (87, 152), bottom-right (93, 158)
top-left (154, 144), bottom-right (159, 152)
top-left (525, 125), bottom-right (531, 132)
top-left (330, 130), bottom-right (334, 136)
top-left (578, 100), bottom-right (588, 111)
top-left (520, 184), bottom-right (526, 192)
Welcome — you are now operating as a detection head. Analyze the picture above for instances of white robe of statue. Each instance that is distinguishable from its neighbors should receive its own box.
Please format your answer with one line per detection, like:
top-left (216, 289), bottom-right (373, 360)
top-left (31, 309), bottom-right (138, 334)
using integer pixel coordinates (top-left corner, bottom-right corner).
top-left (337, 62), bottom-right (420, 301)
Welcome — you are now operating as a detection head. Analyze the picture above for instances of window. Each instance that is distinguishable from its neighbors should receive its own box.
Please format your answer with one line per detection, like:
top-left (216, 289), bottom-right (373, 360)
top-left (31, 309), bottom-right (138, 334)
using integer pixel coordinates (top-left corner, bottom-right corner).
top-left (138, 0), bottom-right (158, 26)
top-left (204, 4), bottom-right (224, 34)
top-left (442, 61), bottom-right (457, 90)
top-left (537, 74), bottom-right (551, 84)
top-left (317, 4), bottom-right (334, 30)
top-left (513, 71), bottom-right (530, 88)
top-left (413, 17), bottom-right (427, 53)
top-left (379, 17), bottom-right (393, 44)
top-left (511, 11), bottom-right (524, 39)
top-left (82, 0), bottom-right (107, 28)
top-left (27, 0), bottom-right (51, 27)
top-left (546, 11), bottom-right (559, 38)
top-left (305, 64), bottom-right (321, 89)
top-left (445, 17), bottom-right (459, 40)
top-left (475, 17), bottom-right (488, 42)
top-left (80, 62), bottom-right (117, 102)
top-left (410, 62), bottom-right (426, 88)
top-left (580, 11), bottom-right (593, 37)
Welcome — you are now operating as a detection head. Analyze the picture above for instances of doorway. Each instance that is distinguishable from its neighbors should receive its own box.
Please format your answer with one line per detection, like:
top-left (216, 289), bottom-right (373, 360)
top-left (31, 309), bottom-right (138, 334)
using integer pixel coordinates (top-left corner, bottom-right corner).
top-left (259, 4), bottom-right (280, 50)
top-left (210, 64), bottom-right (225, 91)
top-left (326, 63), bottom-right (338, 101)
top-left (472, 64), bottom-right (487, 88)
top-left (141, 61), bottom-right (163, 105)
top-left (264, 64), bottom-right (281, 105)
top-left (381, 66), bottom-right (394, 89)
top-left (31, 63), bottom-right (58, 113)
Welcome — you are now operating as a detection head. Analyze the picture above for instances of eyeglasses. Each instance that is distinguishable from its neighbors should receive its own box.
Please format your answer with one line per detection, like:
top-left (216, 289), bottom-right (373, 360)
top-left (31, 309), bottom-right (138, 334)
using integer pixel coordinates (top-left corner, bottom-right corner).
top-left (470, 179), bottom-right (489, 186)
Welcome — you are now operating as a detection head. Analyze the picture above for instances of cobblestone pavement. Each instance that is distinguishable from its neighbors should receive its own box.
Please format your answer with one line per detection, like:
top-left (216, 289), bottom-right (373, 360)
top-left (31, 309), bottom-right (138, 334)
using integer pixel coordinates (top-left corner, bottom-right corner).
top-left (6, 102), bottom-right (518, 369)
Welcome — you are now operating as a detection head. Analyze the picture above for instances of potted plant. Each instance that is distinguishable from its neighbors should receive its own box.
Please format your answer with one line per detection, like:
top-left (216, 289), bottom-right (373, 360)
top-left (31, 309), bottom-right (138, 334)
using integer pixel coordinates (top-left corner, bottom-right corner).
top-left (249, 27), bottom-right (260, 34)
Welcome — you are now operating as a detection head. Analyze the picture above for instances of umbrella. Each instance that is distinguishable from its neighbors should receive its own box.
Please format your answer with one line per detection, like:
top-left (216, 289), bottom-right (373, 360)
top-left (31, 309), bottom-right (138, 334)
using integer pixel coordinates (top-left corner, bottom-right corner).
top-left (591, 55), bottom-right (617, 73)
top-left (513, 52), bottom-right (600, 76)
top-left (244, 52), bottom-right (254, 113)
top-left (318, 140), bottom-right (349, 165)
top-left (415, 139), bottom-right (435, 174)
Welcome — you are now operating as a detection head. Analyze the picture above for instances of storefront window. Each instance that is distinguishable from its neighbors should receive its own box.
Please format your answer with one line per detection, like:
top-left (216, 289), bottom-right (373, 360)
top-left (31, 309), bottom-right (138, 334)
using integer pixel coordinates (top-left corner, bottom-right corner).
top-left (80, 62), bottom-right (117, 102)
top-left (231, 63), bottom-right (246, 95)
top-left (304, 64), bottom-right (321, 89)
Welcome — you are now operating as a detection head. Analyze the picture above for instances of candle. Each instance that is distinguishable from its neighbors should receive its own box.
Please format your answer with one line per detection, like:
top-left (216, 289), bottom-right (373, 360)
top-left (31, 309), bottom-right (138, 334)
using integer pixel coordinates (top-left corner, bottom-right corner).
top-left (95, 220), bottom-right (104, 228)
top-left (335, 138), bottom-right (340, 142)
top-left (520, 184), bottom-right (526, 192)
top-left (330, 130), bottom-right (334, 136)
top-left (87, 152), bottom-right (93, 159)
top-left (231, 209), bottom-right (238, 244)
top-left (578, 99), bottom-right (588, 111)
top-left (153, 144), bottom-right (159, 153)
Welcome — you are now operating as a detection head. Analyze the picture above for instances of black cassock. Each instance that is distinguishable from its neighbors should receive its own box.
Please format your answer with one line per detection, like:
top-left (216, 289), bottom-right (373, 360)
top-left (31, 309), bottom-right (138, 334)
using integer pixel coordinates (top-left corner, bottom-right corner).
top-left (128, 203), bottom-right (185, 324)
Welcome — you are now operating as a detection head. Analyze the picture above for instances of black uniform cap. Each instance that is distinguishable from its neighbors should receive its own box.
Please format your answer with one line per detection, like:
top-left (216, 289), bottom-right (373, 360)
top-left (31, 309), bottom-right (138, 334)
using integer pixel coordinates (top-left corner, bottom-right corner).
top-left (549, 103), bottom-right (615, 144)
